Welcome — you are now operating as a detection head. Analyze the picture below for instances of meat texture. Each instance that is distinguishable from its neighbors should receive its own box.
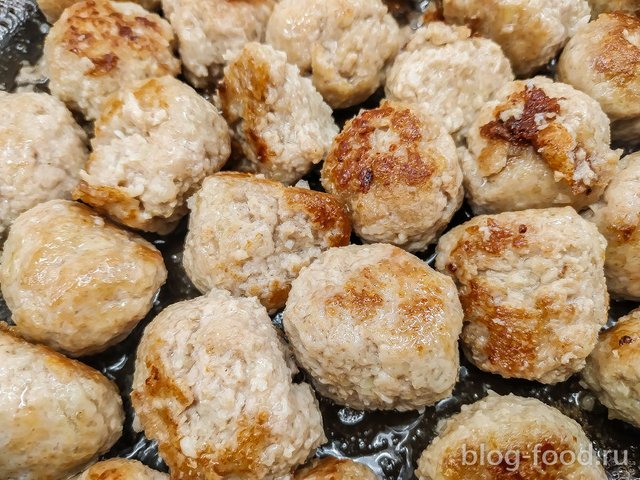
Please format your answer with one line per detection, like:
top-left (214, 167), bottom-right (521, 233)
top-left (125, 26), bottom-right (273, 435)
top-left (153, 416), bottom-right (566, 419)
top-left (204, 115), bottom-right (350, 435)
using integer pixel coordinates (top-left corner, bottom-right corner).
top-left (435, 207), bottom-right (609, 384)
top-left (183, 172), bottom-right (350, 313)
top-left (131, 289), bottom-right (326, 478)
top-left (321, 100), bottom-right (463, 252)
top-left (74, 76), bottom-right (230, 234)
top-left (284, 244), bottom-right (464, 411)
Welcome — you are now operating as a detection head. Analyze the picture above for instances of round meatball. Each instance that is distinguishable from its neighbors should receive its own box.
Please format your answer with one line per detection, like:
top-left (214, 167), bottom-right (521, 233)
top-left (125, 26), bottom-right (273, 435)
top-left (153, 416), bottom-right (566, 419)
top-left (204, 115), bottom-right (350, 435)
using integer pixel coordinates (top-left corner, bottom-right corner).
top-left (589, 0), bottom-right (640, 16)
top-left (583, 153), bottom-right (640, 300)
top-left (557, 13), bottom-right (640, 143)
top-left (44, 0), bottom-right (180, 120)
top-left (183, 172), bottom-right (350, 313)
top-left (219, 42), bottom-right (338, 184)
top-left (161, 0), bottom-right (276, 87)
top-left (385, 22), bottom-right (513, 142)
top-left (415, 393), bottom-right (606, 480)
top-left (295, 458), bottom-right (378, 480)
top-left (0, 325), bottom-right (124, 480)
top-left (0, 200), bottom-right (167, 357)
top-left (582, 309), bottom-right (640, 428)
top-left (321, 101), bottom-right (462, 252)
top-left (284, 244), bottom-right (464, 411)
top-left (73, 76), bottom-right (230, 234)
top-left (131, 289), bottom-right (325, 478)
top-left (435, 207), bottom-right (609, 384)
top-left (38, 0), bottom-right (160, 23)
top-left (266, 0), bottom-right (401, 109)
top-left (72, 459), bottom-right (168, 480)
top-left (443, 0), bottom-right (591, 76)
top-left (462, 77), bottom-right (619, 214)
top-left (0, 91), bottom-right (87, 244)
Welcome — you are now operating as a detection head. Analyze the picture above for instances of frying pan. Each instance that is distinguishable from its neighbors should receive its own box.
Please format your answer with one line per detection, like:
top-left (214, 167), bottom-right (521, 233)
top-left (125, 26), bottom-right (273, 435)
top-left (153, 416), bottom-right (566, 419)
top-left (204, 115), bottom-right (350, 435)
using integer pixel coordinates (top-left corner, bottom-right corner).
top-left (0, 1), bottom-right (638, 478)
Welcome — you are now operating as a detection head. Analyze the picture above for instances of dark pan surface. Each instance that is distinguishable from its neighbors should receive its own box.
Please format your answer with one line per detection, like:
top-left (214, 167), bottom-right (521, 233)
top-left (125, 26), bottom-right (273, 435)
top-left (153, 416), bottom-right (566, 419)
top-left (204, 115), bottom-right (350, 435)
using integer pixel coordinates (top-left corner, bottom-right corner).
top-left (0, 1), bottom-right (638, 478)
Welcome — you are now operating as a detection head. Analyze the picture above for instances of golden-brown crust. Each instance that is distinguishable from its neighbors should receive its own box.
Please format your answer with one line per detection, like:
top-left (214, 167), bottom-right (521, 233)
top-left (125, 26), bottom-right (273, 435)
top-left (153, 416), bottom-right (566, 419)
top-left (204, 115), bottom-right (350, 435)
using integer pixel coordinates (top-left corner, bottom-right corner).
top-left (440, 435), bottom-right (577, 479)
top-left (324, 102), bottom-right (436, 194)
top-left (594, 13), bottom-right (640, 86)
top-left (59, 1), bottom-right (175, 77)
top-left (479, 85), bottom-right (598, 196)
top-left (218, 50), bottom-right (274, 165)
top-left (294, 457), bottom-right (375, 480)
top-left (325, 248), bottom-right (446, 353)
top-left (604, 314), bottom-right (640, 357)
top-left (284, 188), bottom-right (352, 246)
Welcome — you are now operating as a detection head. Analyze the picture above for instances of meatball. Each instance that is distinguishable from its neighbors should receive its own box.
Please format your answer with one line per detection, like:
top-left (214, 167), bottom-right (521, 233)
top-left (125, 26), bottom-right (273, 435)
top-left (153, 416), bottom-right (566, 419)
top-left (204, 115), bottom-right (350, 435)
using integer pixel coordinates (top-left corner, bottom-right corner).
top-left (284, 243), bottom-right (464, 411)
top-left (415, 393), bottom-right (606, 480)
top-left (442, 0), bottom-right (591, 76)
top-left (321, 101), bottom-right (462, 251)
top-left (72, 459), bottom-right (168, 480)
top-left (589, 0), bottom-right (640, 16)
top-left (435, 207), bottom-right (608, 384)
top-left (183, 172), bottom-right (350, 313)
top-left (161, 0), bottom-right (276, 87)
top-left (582, 309), bottom-right (640, 428)
top-left (295, 458), bottom-right (378, 480)
top-left (266, 0), bottom-right (401, 109)
top-left (583, 153), bottom-right (640, 300)
top-left (131, 289), bottom-right (325, 478)
top-left (38, 0), bottom-right (160, 23)
top-left (0, 325), bottom-right (124, 480)
top-left (0, 200), bottom-right (167, 357)
top-left (0, 91), bottom-right (87, 244)
top-left (73, 76), bottom-right (230, 234)
top-left (219, 43), bottom-right (338, 185)
top-left (557, 13), bottom-right (640, 143)
top-left (385, 22), bottom-right (513, 142)
top-left (462, 77), bottom-right (619, 214)
top-left (44, 0), bottom-right (180, 120)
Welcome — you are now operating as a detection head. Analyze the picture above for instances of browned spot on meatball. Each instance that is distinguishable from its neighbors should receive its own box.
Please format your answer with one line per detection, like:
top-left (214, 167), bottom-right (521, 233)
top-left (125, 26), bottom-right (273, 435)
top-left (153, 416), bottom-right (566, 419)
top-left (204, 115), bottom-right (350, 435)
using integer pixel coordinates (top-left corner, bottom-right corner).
top-left (324, 102), bottom-right (436, 194)
top-left (440, 435), bottom-right (579, 479)
top-left (60, 1), bottom-right (174, 77)
top-left (609, 221), bottom-right (637, 242)
top-left (480, 85), bottom-right (598, 196)
top-left (456, 218), bottom-right (528, 257)
top-left (480, 86), bottom-right (561, 146)
top-left (460, 282), bottom-right (574, 377)
top-left (326, 269), bottom-right (385, 323)
top-left (284, 188), bottom-right (352, 246)
top-left (209, 412), bottom-right (273, 476)
top-left (594, 13), bottom-right (640, 86)
top-left (619, 335), bottom-right (635, 346)
top-left (219, 51), bottom-right (274, 165)
top-left (73, 181), bottom-right (141, 224)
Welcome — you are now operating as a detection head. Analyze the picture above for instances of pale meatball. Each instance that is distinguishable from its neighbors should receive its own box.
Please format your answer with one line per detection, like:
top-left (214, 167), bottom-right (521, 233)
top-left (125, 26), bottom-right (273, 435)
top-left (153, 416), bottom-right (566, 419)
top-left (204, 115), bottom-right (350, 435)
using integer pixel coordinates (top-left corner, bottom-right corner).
top-left (284, 244), bottom-right (464, 411)
top-left (584, 153), bottom-right (640, 300)
top-left (0, 91), bottom-right (87, 243)
top-left (462, 77), bottom-right (619, 214)
top-left (0, 200), bottom-right (167, 357)
top-left (131, 289), bottom-right (325, 478)
top-left (74, 76), bottom-right (231, 234)
top-left (0, 326), bottom-right (124, 480)
top-left (219, 43), bottom-right (338, 185)
top-left (44, 0), bottom-right (180, 120)
top-left (442, 0), bottom-right (591, 76)
top-left (72, 459), bottom-right (168, 480)
top-left (435, 207), bottom-right (608, 384)
top-left (582, 309), bottom-right (640, 428)
top-left (415, 393), bottom-right (606, 480)
top-left (266, 0), bottom-right (401, 109)
top-left (38, 0), bottom-right (160, 23)
top-left (557, 13), bottom-right (640, 143)
top-left (161, 0), bottom-right (276, 87)
top-left (589, 0), bottom-right (640, 16)
top-left (183, 172), bottom-right (350, 313)
top-left (385, 22), bottom-right (514, 142)
top-left (295, 458), bottom-right (378, 480)
top-left (321, 101), bottom-right (462, 252)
